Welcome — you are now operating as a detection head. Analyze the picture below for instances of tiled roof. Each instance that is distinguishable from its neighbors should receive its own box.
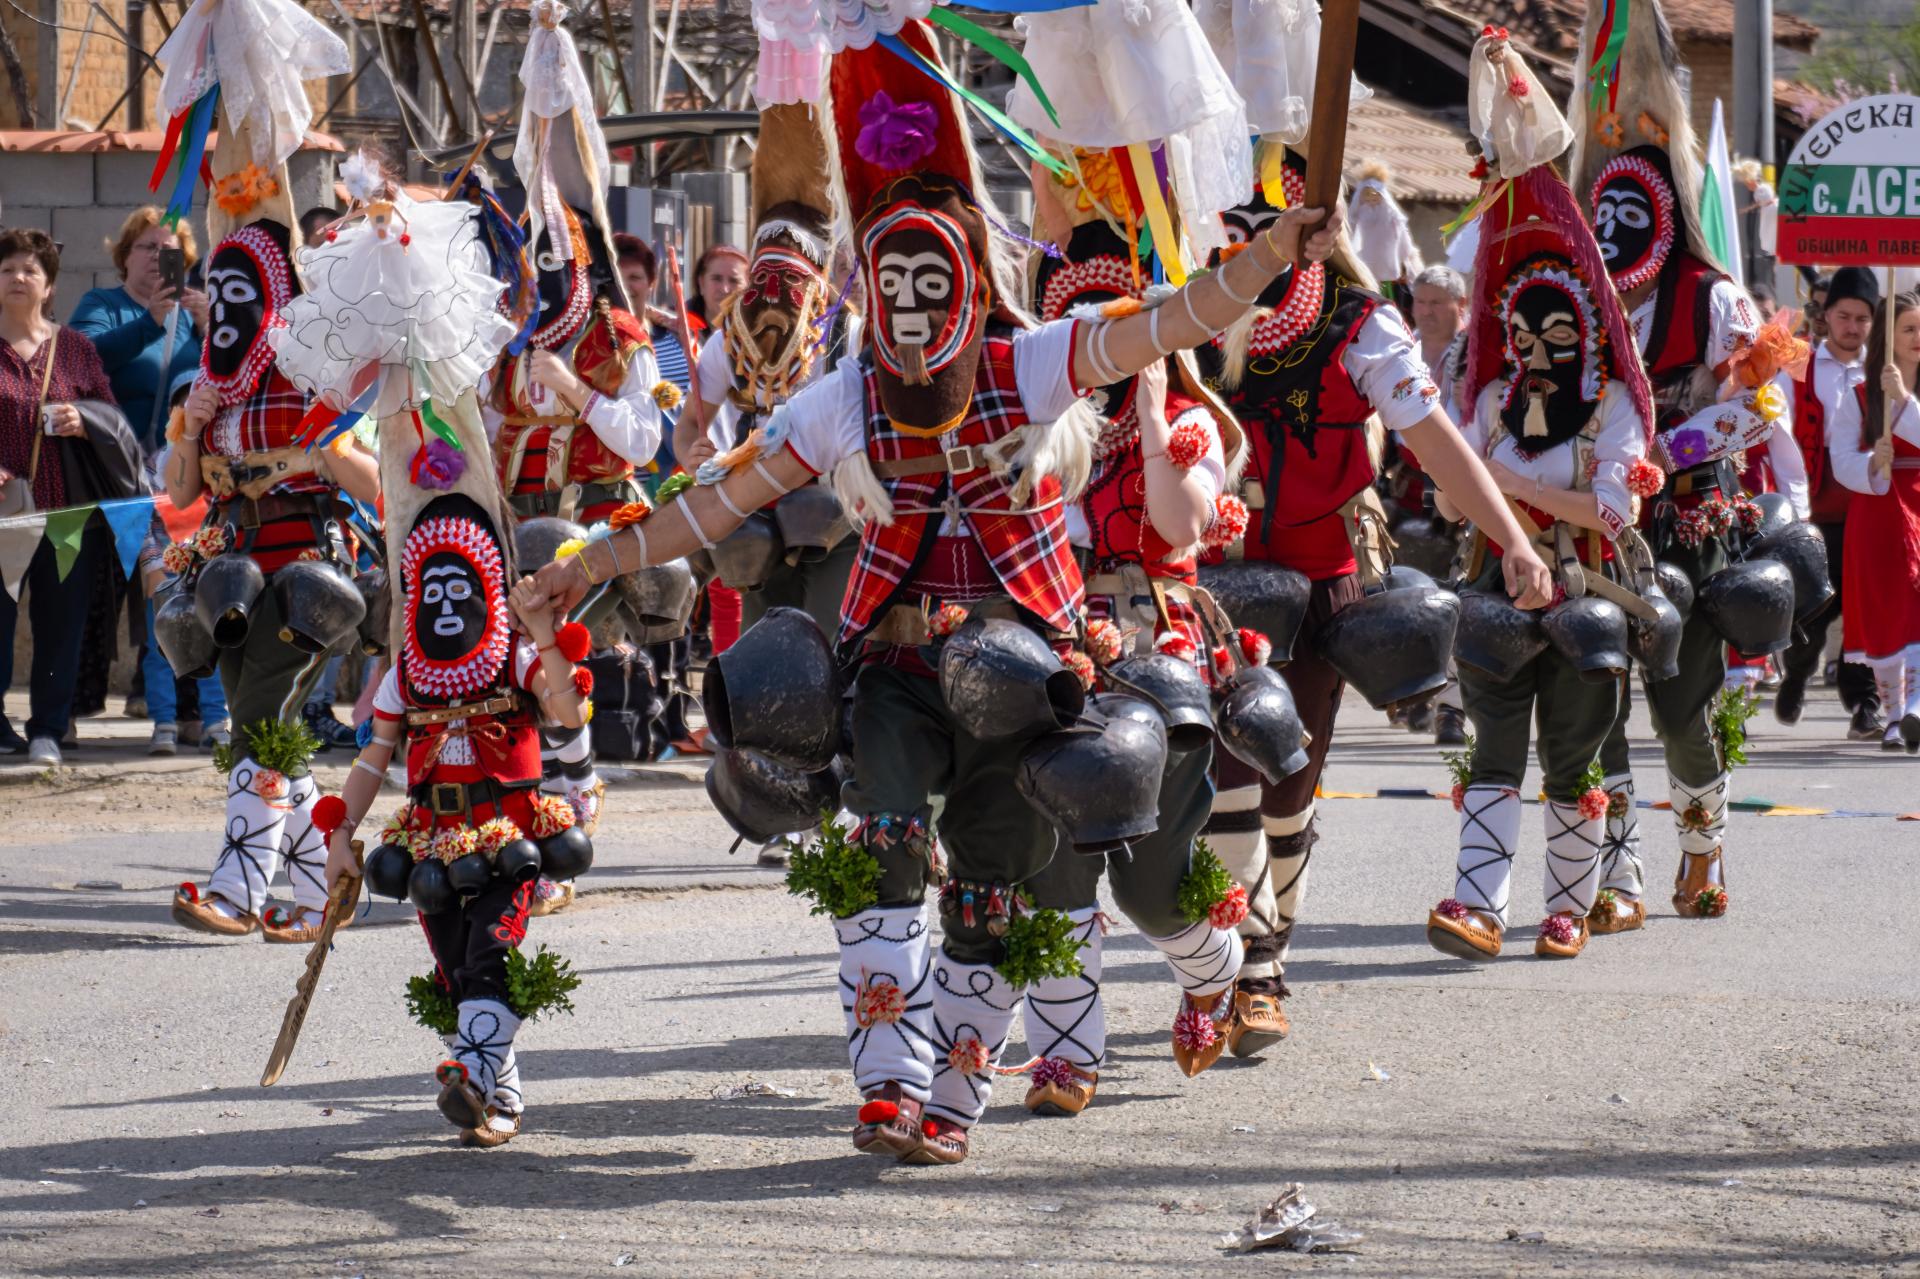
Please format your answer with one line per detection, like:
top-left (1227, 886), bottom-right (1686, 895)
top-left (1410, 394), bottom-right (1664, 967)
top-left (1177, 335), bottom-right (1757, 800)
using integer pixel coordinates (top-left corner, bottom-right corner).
top-left (1426, 0), bottom-right (1818, 61)
top-left (0, 129), bottom-right (343, 153)
top-left (1346, 92), bottom-right (1479, 203)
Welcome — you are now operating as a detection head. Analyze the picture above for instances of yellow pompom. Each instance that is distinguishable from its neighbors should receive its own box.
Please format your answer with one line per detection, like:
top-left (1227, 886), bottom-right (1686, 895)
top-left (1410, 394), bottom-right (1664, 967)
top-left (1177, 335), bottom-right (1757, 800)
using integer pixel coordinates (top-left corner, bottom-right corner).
top-left (1750, 382), bottom-right (1786, 423)
top-left (653, 380), bottom-right (684, 410)
top-left (553, 537), bottom-right (588, 560)
top-left (582, 698), bottom-right (594, 725)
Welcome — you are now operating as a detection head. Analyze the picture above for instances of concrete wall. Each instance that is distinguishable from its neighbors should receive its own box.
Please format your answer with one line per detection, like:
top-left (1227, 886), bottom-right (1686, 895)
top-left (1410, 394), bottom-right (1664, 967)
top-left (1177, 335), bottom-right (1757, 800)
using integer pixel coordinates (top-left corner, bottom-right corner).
top-left (0, 146), bottom-right (337, 322)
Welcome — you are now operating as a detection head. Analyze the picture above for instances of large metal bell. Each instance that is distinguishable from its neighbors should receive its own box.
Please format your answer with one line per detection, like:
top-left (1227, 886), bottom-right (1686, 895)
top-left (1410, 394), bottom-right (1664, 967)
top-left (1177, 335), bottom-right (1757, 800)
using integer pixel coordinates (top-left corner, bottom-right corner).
top-left (194, 551), bottom-right (266, 648)
top-left (1102, 654), bottom-right (1214, 753)
top-left (1750, 491), bottom-right (1796, 538)
top-left (705, 747), bottom-right (845, 845)
top-left (938, 614), bottom-right (1085, 743)
top-left (1541, 595), bottom-right (1631, 682)
top-left (1628, 585), bottom-right (1684, 682)
top-left (702, 606), bottom-right (843, 769)
top-left (355, 566), bottom-right (390, 656)
top-left (1317, 567), bottom-right (1459, 709)
top-left (1454, 588), bottom-right (1549, 681)
top-left (1196, 561), bottom-right (1311, 663)
top-left (515, 516), bottom-right (588, 568)
top-left (617, 559), bottom-right (697, 630)
top-left (709, 510), bottom-right (783, 590)
top-left (1697, 558), bottom-right (1796, 657)
top-left (1389, 514), bottom-right (1459, 579)
top-left (1746, 521), bottom-right (1833, 623)
top-left (773, 485), bottom-right (853, 562)
top-left (1015, 696), bottom-right (1167, 856)
top-left (154, 585), bottom-right (217, 679)
top-left (1654, 560), bottom-right (1694, 618)
top-left (273, 558), bottom-right (367, 654)
top-left (1214, 664), bottom-right (1310, 784)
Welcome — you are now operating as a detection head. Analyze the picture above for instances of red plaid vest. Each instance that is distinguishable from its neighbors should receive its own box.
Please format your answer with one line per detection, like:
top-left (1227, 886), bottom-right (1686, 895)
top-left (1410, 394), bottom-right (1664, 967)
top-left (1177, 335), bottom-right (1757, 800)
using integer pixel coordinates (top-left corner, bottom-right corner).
top-left (838, 326), bottom-right (1085, 647)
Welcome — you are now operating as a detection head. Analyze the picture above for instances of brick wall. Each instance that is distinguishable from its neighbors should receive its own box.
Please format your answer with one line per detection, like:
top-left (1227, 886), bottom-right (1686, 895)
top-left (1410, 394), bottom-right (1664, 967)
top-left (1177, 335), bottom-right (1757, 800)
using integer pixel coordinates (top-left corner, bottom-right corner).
top-left (0, 145), bottom-right (339, 321)
top-left (1682, 40), bottom-right (1736, 144)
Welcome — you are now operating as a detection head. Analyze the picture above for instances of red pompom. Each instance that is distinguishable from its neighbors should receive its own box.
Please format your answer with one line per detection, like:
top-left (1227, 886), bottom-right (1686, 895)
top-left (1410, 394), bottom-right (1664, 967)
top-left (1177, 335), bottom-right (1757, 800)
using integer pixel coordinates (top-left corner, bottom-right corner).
top-left (1507, 75), bottom-right (1529, 99)
top-left (399, 232), bottom-right (412, 247)
top-left (1538, 913), bottom-right (1578, 944)
top-left (312, 795), bottom-right (347, 836)
top-left (1164, 416), bottom-right (1210, 470)
top-left (572, 667), bottom-right (594, 697)
top-left (1469, 155), bottom-right (1490, 181)
top-left (1210, 645), bottom-right (1235, 682)
top-left (1156, 632), bottom-right (1198, 663)
top-left (1237, 627), bottom-right (1272, 666)
top-left (1577, 786), bottom-right (1610, 822)
top-left (555, 621), bottom-right (591, 663)
top-left (1203, 495), bottom-right (1250, 550)
top-left (857, 1098), bottom-right (900, 1125)
top-left (325, 230), bottom-right (337, 243)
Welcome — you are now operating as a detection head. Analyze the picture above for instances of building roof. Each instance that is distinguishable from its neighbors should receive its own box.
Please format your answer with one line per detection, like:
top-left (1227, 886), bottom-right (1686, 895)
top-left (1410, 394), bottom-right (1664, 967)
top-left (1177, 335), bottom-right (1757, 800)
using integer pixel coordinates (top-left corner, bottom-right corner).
top-left (1402, 0), bottom-right (1819, 63)
top-left (1346, 91), bottom-right (1479, 203)
top-left (0, 129), bottom-right (344, 153)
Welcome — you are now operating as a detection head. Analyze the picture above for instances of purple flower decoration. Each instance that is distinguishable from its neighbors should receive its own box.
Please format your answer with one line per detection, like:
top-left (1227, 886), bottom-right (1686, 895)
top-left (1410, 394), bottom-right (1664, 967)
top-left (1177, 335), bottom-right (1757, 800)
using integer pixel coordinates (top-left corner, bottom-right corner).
top-left (412, 437), bottom-right (467, 491)
top-left (856, 91), bottom-right (939, 170)
top-left (1667, 428), bottom-right (1709, 468)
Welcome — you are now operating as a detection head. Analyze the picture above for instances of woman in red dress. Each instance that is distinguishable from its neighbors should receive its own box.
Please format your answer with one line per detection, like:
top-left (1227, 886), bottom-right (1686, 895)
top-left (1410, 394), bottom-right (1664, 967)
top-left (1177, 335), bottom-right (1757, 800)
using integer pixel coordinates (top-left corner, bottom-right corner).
top-left (1828, 290), bottom-right (1920, 752)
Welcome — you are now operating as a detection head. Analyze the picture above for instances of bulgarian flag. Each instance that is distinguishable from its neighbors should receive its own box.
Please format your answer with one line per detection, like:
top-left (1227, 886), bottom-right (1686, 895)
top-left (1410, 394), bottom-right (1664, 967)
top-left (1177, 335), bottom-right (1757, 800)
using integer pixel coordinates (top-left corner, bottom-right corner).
top-left (1703, 98), bottom-right (1745, 288)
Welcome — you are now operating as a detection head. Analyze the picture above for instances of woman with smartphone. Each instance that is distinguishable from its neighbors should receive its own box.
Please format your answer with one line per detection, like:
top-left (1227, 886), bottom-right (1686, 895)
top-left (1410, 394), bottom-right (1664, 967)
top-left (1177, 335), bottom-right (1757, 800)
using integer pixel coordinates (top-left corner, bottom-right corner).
top-left (70, 208), bottom-right (209, 454)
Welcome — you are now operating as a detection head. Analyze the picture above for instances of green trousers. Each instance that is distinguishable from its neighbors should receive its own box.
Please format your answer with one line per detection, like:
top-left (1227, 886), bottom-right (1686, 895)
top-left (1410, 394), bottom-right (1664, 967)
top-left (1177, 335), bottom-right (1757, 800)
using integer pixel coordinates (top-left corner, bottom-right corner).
top-left (217, 585), bottom-right (330, 777)
top-left (1599, 534), bottom-right (1729, 785)
top-left (1459, 645), bottom-right (1621, 802)
top-left (742, 540), bottom-right (858, 637)
top-left (1023, 742), bottom-right (1214, 938)
top-left (844, 662), bottom-right (1063, 965)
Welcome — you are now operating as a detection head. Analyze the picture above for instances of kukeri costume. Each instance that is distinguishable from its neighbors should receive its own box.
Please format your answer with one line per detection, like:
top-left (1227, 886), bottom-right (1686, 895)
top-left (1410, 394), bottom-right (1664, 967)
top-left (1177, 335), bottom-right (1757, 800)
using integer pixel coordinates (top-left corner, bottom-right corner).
top-left (1570, 0), bottom-right (1805, 923)
top-left (288, 157), bottom-right (587, 1147)
top-left (552, 9), bottom-right (1315, 1163)
top-left (154, 0), bottom-right (365, 944)
top-left (694, 102), bottom-right (860, 636)
top-left (1425, 33), bottom-right (1656, 961)
top-left (1013, 142), bottom-right (1262, 1112)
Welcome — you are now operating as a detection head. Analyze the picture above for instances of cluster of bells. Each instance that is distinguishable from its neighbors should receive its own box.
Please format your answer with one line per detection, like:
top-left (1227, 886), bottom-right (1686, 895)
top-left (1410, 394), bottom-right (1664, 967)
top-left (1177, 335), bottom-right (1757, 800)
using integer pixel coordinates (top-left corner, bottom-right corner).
top-left (360, 821), bottom-right (594, 915)
top-left (153, 532), bottom-right (380, 677)
top-left (1387, 492), bottom-right (1829, 684)
top-left (699, 596), bottom-right (1317, 861)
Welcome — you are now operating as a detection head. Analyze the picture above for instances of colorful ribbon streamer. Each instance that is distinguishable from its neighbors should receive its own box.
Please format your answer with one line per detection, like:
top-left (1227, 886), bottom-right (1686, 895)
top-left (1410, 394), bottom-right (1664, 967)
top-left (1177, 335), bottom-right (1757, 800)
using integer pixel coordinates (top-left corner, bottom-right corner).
top-left (1586, 0), bottom-right (1630, 119)
top-left (928, 7), bottom-right (1060, 128)
top-left (1124, 143), bottom-right (1186, 286)
top-left (155, 86), bottom-right (220, 226)
top-left (876, 32), bottom-right (1066, 177)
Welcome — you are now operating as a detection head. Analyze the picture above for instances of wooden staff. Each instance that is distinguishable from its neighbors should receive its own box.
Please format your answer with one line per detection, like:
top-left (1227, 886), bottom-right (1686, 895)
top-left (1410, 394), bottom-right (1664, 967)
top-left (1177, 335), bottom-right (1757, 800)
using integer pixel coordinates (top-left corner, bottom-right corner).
top-left (1882, 265), bottom-right (1899, 443)
top-left (1302, 0), bottom-right (1363, 237)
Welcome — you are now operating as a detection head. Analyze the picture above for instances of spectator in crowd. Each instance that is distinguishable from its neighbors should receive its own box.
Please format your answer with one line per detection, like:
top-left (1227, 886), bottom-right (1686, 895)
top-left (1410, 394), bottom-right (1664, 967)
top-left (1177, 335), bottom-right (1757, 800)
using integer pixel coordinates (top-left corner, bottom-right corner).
top-left (69, 207), bottom-right (208, 453)
top-left (1409, 264), bottom-right (1468, 416)
top-left (1750, 281), bottom-right (1778, 324)
top-left (140, 370), bottom-right (230, 755)
top-left (688, 243), bottom-right (747, 330)
top-left (1805, 273), bottom-right (1832, 342)
top-left (300, 206), bottom-right (341, 250)
top-left (0, 229), bottom-right (129, 764)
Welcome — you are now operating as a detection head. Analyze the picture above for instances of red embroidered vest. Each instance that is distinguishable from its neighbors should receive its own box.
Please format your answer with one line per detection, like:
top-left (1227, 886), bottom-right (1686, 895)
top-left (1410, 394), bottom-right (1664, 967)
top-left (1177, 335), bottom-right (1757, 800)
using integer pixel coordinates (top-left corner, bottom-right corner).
top-left (1083, 387), bottom-right (1204, 582)
top-left (492, 307), bottom-right (650, 494)
top-left (1643, 254), bottom-right (1726, 419)
top-left (838, 326), bottom-right (1085, 647)
top-left (1794, 349), bottom-right (1853, 524)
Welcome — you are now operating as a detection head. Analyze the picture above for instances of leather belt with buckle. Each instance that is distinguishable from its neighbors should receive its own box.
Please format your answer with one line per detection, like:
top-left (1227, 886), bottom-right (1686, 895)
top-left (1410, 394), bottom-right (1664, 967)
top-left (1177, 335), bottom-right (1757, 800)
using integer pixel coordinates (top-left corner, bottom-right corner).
top-left (409, 777), bottom-right (512, 817)
top-left (870, 438), bottom-right (1019, 479)
top-left (405, 695), bottom-right (519, 727)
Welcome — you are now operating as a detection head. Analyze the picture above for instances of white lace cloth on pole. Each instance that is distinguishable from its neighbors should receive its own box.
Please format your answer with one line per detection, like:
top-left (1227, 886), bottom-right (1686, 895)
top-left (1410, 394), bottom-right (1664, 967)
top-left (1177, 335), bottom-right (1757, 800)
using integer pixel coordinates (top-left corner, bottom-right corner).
top-left (752, 0), bottom-right (935, 54)
top-left (1193, 0), bottom-right (1370, 144)
top-left (269, 195), bottom-right (515, 415)
top-left (154, 0), bottom-right (350, 168)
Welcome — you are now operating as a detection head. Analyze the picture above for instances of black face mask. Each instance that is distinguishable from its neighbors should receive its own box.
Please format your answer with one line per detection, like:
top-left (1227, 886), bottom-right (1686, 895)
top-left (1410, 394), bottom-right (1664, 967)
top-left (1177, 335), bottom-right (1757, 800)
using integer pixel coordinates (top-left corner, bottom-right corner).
top-left (1500, 281), bottom-right (1594, 452)
top-left (1222, 202), bottom-right (1297, 308)
top-left (414, 552), bottom-right (487, 664)
top-left (205, 243), bottom-right (269, 381)
top-left (1591, 167), bottom-right (1675, 292)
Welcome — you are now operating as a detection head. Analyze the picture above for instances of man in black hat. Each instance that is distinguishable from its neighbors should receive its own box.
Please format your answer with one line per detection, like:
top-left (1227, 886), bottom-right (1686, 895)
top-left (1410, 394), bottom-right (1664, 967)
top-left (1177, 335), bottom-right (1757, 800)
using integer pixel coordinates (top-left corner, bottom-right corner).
top-left (1778, 264), bottom-right (1881, 737)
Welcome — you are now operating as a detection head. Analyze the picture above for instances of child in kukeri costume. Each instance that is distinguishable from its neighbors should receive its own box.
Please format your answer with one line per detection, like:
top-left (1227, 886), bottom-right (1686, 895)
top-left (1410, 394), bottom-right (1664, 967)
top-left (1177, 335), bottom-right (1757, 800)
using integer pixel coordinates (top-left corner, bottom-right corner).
top-left (998, 1), bottom-right (1268, 1111)
top-left (156, 0), bottom-right (382, 945)
top-left (304, 163), bottom-right (591, 1148)
top-left (1570, 0), bottom-right (1806, 927)
top-left (1424, 32), bottom-right (1656, 961)
top-left (530, 13), bottom-right (1368, 1164)
top-left (1189, 0), bottom-right (1555, 1054)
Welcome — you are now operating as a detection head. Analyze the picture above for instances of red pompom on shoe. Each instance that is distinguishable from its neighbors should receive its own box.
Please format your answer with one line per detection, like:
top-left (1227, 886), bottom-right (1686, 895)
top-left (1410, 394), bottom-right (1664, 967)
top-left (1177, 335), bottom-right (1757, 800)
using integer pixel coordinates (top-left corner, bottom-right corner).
top-left (555, 621), bottom-right (591, 663)
top-left (311, 795), bottom-right (348, 836)
top-left (1538, 913), bottom-right (1578, 944)
top-left (1164, 416), bottom-right (1210, 470)
top-left (177, 881), bottom-right (200, 903)
top-left (572, 667), bottom-right (595, 697)
top-left (857, 1098), bottom-right (900, 1126)
top-left (1171, 1003), bottom-right (1220, 1052)
top-left (1436, 897), bottom-right (1470, 921)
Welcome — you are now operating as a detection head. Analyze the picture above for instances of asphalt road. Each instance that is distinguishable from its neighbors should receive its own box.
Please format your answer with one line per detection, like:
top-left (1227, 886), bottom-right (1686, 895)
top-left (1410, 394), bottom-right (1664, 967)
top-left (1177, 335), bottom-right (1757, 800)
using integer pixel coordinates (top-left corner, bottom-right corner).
top-left (1, 686), bottom-right (1916, 1278)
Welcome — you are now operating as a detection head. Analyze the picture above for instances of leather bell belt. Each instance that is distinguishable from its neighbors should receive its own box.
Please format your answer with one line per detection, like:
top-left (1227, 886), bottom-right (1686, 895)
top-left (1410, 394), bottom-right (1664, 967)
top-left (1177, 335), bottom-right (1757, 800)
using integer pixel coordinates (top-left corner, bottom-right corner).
top-left (870, 435), bottom-right (1024, 479)
top-left (405, 695), bottom-right (519, 727)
